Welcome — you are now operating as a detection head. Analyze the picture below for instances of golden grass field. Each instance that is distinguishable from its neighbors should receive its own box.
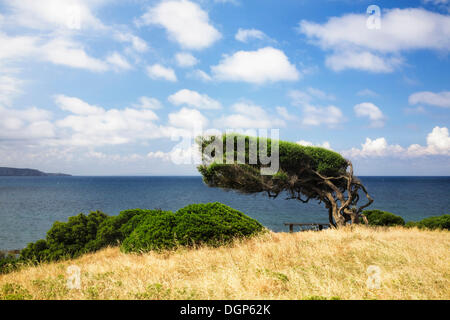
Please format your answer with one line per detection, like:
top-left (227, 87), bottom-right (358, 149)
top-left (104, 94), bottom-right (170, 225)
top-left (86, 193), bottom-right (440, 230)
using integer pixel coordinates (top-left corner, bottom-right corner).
top-left (1, 226), bottom-right (449, 300)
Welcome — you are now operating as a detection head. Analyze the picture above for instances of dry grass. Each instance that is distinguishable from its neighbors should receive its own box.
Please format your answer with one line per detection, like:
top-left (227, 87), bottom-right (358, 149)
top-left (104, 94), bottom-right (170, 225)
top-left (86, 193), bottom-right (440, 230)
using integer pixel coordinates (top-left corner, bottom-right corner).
top-left (1, 226), bottom-right (449, 300)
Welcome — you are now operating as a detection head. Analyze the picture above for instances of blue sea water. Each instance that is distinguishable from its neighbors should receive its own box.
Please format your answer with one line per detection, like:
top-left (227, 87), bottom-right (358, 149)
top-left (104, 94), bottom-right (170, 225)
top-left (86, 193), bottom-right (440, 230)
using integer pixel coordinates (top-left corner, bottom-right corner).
top-left (0, 176), bottom-right (449, 250)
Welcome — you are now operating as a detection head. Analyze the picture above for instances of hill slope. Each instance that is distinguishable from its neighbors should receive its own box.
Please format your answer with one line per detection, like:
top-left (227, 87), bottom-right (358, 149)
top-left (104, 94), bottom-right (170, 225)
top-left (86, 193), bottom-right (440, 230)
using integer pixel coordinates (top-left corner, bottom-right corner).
top-left (0, 167), bottom-right (71, 176)
top-left (0, 226), bottom-right (449, 300)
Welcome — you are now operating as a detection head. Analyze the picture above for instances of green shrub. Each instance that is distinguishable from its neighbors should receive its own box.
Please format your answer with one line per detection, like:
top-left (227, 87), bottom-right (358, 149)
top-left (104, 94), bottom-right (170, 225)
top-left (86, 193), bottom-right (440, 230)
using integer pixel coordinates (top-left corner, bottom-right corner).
top-left (93, 209), bottom-right (152, 250)
top-left (122, 203), bottom-right (265, 253)
top-left (406, 214), bottom-right (450, 230)
top-left (362, 210), bottom-right (405, 227)
top-left (121, 210), bottom-right (178, 252)
top-left (15, 203), bottom-right (264, 268)
top-left (21, 211), bottom-right (108, 262)
top-left (0, 253), bottom-right (20, 274)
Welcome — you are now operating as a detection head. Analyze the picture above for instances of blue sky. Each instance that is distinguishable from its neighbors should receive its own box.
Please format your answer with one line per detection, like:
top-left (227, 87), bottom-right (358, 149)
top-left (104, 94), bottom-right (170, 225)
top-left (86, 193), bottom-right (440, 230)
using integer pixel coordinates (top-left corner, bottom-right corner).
top-left (0, 0), bottom-right (449, 175)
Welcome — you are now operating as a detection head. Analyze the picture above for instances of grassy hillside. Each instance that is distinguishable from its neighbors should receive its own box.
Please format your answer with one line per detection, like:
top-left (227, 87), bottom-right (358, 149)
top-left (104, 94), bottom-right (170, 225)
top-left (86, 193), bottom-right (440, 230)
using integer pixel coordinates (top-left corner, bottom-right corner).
top-left (1, 226), bottom-right (449, 300)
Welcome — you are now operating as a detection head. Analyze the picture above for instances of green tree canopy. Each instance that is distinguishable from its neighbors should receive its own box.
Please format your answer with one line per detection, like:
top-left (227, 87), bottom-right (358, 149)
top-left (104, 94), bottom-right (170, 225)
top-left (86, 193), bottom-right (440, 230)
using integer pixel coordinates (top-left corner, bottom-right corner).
top-left (197, 134), bottom-right (373, 227)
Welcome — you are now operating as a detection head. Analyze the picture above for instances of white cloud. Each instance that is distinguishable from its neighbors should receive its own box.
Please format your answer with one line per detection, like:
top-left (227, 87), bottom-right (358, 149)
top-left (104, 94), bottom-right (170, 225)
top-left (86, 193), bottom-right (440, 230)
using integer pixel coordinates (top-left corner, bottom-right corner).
top-left (114, 32), bottom-right (149, 53)
top-left (0, 74), bottom-right (23, 106)
top-left (301, 104), bottom-right (345, 127)
top-left (132, 96), bottom-right (162, 110)
top-left (137, 0), bottom-right (221, 50)
top-left (343, 126), bottom-right (450, 158)
top-left (106, 52), bottom-right (132, 71)
top-left (408, 126), bottom-right (450, 156)
top-left (168, 89), bottom-right (221, 110)
top-left (409, 91), bottom-right (450, 108)
top-left (175, 52), bottom-right (198, 67)
top-left (289, 87), bottom-right (335, 106)
top-left (189, 69), bottom-right (213, 82)
top-left (299, 8), bottom-right (450, 72)
top-left (354, 102), bottom-right (386, 128)
top-left (0, 32), bottom-right (38, 62)
top-left (55, 95), bottom-right (104, 115)
top-left (0, 105), bottom-right (55, 141)
top-left (215, 102), bottom-right (285, 129)
top-left (211, 47), bottom-right (300, 84)
top-left (357, 89), bottom-right (378, 97)
top-left (40, 37), bottom-right (109, 72)
top-left (0, 32), bottom-right (111, 72)
top-left (147, 143), bottom-right (201, 165)
top-left (54, 95), bottom-right (167, 147)
top-left (276, 106), bottom-right (297, 121)
top-left (147, 150), bottom-right (171, 161)
top-left (235, 28), bottom-right (268, 42)
top-left (146, 64), bottom-right (177, 82)
top-left (325, 50), bottom-right (402, 73)
top-left (0, 0), bottom-right (106, 31)
top-left (297, 140), bottom-right (332, 150)
top-left (168, 107), bottom-right (208, 130)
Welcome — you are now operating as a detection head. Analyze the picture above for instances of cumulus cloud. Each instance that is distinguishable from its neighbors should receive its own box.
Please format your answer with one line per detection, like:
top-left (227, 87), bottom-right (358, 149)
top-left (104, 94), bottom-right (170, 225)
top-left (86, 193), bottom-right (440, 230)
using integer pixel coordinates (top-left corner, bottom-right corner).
top-left (354, 102), bottom-right (386, 127)
top-left (211, 47), bottom-right (299, 84)
top-left (276, 106), bottom-right (298, 121)
top-left (289, 87), bottom-right (335, 106)
top-left (298, 8), bottom-right (450, 72)
top-left (343, 126), bottom-right (450, 158)
top-left (0, 74), bottom-right (23, 106)
top-left (132, 96), bottom-right (162, 110)
top-left (0, 1), bottom-right (147, 74)
top-left (301, 104), bottom-right (345, 127)
top-left (214, 102), bottom-right (285, 129)
top-left (114, 32), bottom-right (149, 53)
top-left (40, 37), bottom-right (109, 72)
top-left (235, 28), bottom-right (268, 42)
top-left (168, 107), bottom-right (208, 130)
top-left (0, 33), bottom-right (109, 72)
top-left (409, 91), bottom-right (450, 108)
top-left (175, 52), bottom-right (198, 67)
top-left (137, 0), bottom-right (221, 50)
top-left (0, 0), bottom-right (107, 31)
top-left (168, 89), bottom-right (221, 110)
top-left (106, 52), bottom-right (132, 71)
top-left (288, 87), bottom-right (344, 127)
top-left (325, 50), bottom-right (402, 73)
top-left (146, 64), bottom-right (177, 82)
top-left (54, 95), bottom-right (168, 147)
top-left (188, 69), bottom-right (213, 82)
top-left (0, 105), bottom-right (55, 141)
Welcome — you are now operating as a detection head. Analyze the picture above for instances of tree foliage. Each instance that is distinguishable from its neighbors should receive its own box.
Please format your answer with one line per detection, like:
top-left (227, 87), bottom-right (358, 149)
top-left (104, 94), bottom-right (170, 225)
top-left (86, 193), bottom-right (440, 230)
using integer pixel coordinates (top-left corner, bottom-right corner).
top-left (197, 134), bottom-right (373, 227)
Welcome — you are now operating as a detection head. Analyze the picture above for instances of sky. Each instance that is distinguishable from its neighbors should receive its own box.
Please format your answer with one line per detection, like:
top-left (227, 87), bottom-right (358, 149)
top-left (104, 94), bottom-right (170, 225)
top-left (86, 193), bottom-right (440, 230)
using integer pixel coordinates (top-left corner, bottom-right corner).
top-left (0, 0), bottom-right (449, 176)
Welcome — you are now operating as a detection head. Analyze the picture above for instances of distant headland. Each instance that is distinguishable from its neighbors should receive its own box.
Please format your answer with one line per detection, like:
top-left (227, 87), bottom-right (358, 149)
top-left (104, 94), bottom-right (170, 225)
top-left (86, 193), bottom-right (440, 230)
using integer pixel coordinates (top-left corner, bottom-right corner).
top-left (0, 167), bottom-right (71, 177)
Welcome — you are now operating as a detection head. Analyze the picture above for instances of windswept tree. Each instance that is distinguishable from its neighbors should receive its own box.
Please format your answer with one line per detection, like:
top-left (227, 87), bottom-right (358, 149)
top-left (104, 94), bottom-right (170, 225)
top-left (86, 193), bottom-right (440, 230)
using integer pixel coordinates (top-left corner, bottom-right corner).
top-left (196, 134), bottom-right (373, 228)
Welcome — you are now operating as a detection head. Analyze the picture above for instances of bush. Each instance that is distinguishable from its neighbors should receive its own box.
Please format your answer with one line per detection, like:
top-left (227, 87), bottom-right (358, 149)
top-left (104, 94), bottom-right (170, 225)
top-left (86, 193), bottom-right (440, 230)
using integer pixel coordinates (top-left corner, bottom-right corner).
top-left (406, 214), bottom-right (450, 230)
top-left (93, 209), bottom-right (152, 250)
top-left (122, 203), bottom-right (265, 253)
top-left (0, 253), bottom-right (20, 275)
top-left (17, 203), bottom-right (265, 266)
top-left (21, 211), bottom-right (108, 262)
top-left (362, 210), bottom-right (405, 227)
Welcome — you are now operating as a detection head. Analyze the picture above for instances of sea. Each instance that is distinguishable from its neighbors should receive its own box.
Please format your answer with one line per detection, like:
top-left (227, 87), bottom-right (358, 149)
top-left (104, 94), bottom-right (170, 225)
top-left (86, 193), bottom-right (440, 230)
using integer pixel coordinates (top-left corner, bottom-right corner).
top-left (0, 176), bottom-right (449, 250)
